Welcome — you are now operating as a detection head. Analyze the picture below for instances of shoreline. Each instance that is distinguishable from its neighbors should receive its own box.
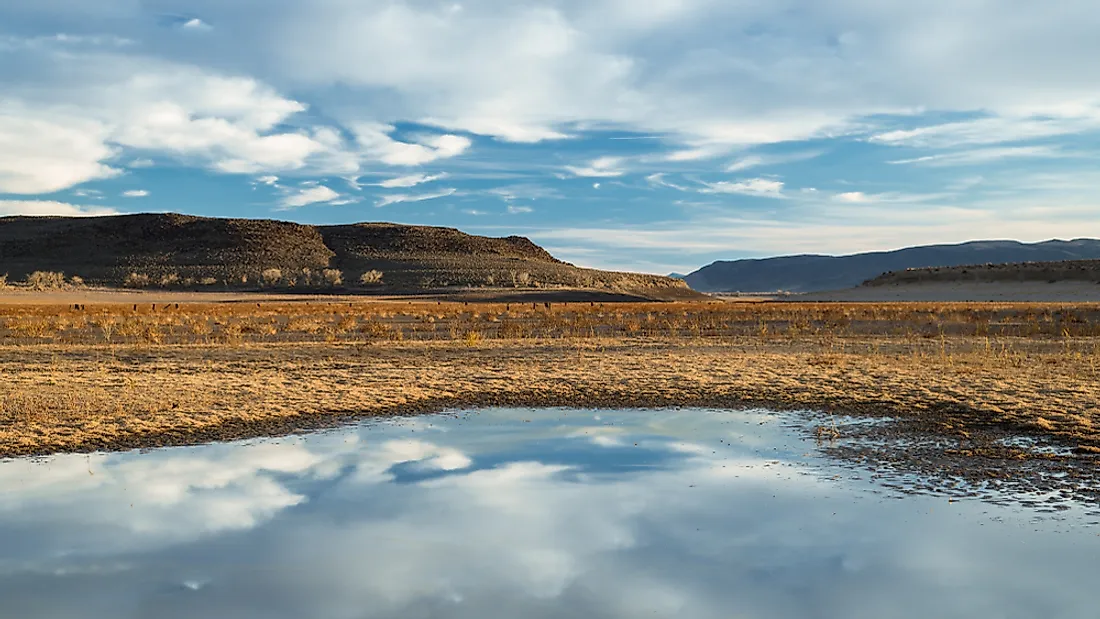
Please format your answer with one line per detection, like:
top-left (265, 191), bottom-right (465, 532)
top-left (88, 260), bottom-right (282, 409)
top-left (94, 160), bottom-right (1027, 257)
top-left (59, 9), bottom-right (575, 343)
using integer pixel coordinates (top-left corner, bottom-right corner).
top-left (3, 336), bottom-right (1098, 460)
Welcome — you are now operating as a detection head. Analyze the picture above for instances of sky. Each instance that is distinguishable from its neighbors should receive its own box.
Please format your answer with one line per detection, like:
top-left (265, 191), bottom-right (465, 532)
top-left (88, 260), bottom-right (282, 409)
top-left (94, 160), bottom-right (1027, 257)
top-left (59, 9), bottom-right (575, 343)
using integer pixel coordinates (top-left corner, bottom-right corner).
top-left (3, 1), bottom-right (1100, 275)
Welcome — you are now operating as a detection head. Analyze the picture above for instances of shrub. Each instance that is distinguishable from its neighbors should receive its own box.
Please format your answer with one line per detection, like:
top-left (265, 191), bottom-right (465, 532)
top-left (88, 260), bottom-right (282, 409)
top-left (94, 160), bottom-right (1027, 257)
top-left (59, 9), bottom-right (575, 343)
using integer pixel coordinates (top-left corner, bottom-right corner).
top-left (359, 270), bottom-right (384, 285)
top-left (69, 275), bottom-right (85, 287)
top-left (323, 269), bottom-right (344, 287)
top-left (125, 272), bottom-right (151, 288)
top-left (199, 277), bottom-right (217, 286)
top-left (159, 273), bottom-right (180, 287)
top-left (261, 268), bottom-right (283, 287)
top-left (511, 271), bottom-right (530, 287)
top-left (0, 273), bottom-right (8, 289)
top-left (26, 271), bottom-right (67, 289)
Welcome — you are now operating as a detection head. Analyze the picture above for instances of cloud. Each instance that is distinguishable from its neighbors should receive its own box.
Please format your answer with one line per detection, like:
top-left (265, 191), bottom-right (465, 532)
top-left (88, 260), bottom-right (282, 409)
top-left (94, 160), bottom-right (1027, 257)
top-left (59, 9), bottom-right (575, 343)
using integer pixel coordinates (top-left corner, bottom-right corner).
top-left (0, 200), bottom-right (118, 217)
top-left (0, 110), bottom-right (121, 194)
top-left (254, 175), bottom-right (280, 186)
top-left (377, 173), bottom-right (447, 188)
top-left (507, 205), bottom-right (533, 214)
top-left (279, 185), bottom-right (342, 209)
top-left (725, 151), bottom-right (824, 172)
top-left (646, 173), bottom-right (690, 191)
top-left (375, 187), bottom-right (458, 207)
top-left (353, 124), bottom-right (471, 166)
top-left (699, 178), bottom-right (785, 198)
top-left (834, 191), bottom-right (871, 203)
top-left (887, 146), bottom-right (1067, 166)
top-left (127, 158), bottom-right (155, 168)
top-left (564, 157), bottom-right (625, 178)
top-left (869, 116), bottom-right (1100, 149)
top-left (180, 18), bottom-right (212, 32)
top-left (121, 189), bottom-right (149, 197)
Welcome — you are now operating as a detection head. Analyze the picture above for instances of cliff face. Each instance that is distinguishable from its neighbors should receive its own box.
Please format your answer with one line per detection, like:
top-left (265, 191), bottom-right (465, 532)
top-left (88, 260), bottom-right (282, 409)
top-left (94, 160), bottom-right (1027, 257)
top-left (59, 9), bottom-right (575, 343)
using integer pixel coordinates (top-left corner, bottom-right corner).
top-left (0, 213), bottom-right (690, 296)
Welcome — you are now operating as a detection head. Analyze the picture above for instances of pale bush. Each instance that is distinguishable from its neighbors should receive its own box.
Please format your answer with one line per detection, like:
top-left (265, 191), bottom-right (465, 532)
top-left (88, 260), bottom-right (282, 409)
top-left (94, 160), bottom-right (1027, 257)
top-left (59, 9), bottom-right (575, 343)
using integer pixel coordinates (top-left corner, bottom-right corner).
top-left (199, 277), bottom-right (218, 286)
top-left (26, 271), bottom-right (67, 289)
top-left (323, 268), bottom-right (344, 287)
top-left (0, 273), bottom-right (8, 289)
top-left (69, 275), bottom-right (85, 287)
top-left (125, 272), bottom-right (151, 288)
top-left (358, 270), bottom-right (384, 285)
top-left (511, 271), bottom-right (530, 287)
top-left (159, 273), bottom-right (180, 287)
top-left (261, 268), bottom-right (283, 287)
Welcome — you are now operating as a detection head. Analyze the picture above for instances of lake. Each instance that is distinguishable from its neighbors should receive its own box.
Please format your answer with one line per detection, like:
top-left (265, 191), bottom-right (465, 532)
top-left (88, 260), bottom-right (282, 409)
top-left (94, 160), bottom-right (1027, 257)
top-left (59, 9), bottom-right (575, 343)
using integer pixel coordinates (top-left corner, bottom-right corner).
top-left (1, 408), bottom-right (1097, 618)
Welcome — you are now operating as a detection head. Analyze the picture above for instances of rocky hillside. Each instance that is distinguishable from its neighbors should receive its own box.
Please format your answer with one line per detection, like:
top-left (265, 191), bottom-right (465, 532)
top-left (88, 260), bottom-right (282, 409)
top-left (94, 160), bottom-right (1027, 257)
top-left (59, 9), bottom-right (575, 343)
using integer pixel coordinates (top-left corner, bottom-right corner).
top-left (0, 213), bottom-right (690, 298)
top-left (684, 239), bottom-right (1100, 293)
top-left (864, 259), bottom-right (1100, 286)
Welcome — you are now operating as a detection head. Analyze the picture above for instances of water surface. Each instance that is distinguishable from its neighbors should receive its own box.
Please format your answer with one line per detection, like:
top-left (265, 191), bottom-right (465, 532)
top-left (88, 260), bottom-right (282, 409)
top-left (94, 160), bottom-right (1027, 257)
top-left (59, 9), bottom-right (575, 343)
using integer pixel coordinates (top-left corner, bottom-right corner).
top-left (1, 408), bottom-right (1097, 618)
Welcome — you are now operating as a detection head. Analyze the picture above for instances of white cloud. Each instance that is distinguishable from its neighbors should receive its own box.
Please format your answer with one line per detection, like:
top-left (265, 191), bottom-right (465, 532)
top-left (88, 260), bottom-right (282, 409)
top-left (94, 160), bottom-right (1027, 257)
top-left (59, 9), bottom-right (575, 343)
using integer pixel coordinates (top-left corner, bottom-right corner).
top-left (353, 124), bottom-right (471, 166)
top-left (870, 116), bottom-right (1100, 149)
top-left (592, 183), bottom-right (601, 189)
top-left (127, 158), bottom-right (155, 168)
top-left (180, 18), bottom-right (212, 32)
top-left (507, 205), bottom-right (534, 214)
top-left (564, 157), bottom-right (625, 178)
top-left (0, 199), bottom-right (118, 217)
top-left (376, 187), bottom-right (458, 207)
top-left (725, 151), bottom-right (824, 172)
top-left (646, 173), bottom-right (689, 191)
top-left (0, 110), bottom-right (121, 194)
top-left (279, 185), bottom-right (342, 209)
top-left (462, 208), bottom-right (487, 215)
top-left (887, 146), bottom-right (1066, 166)
top-left (834, 191), bottom-right (871, 203)
top-left (699, 178), bottom-right (785, 198)
top-left (377, 173), bottom-right (447, 188)
top-left (254, 175), bottom-right (280, 186)
top-left (121, 189), bottom-right (149, 197)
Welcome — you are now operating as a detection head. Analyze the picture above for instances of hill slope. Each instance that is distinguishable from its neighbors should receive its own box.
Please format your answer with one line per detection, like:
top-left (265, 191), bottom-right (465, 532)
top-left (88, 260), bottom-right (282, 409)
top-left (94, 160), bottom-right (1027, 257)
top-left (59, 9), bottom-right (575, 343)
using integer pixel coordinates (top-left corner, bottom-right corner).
top-left (0, 214), bottom-right (690, 298)
top-left (684, 239), bottom-right (1100, 293)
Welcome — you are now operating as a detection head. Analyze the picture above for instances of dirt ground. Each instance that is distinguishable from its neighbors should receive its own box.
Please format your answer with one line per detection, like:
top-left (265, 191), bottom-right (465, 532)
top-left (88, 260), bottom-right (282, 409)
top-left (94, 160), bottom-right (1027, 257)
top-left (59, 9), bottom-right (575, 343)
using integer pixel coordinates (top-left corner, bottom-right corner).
top-left (1, 300), bottom-right (1098, 476)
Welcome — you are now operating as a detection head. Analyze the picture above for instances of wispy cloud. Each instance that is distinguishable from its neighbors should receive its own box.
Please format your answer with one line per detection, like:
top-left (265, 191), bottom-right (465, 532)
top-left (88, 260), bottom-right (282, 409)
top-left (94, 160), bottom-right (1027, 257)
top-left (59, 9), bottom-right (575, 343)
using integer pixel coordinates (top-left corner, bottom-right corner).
top-left (645, 173), bottom-right (690, 191)
top-left (377, 173), bottom-right (447, 188)
top-left (564, 157), bottom-right (625, 178)
top-left (887, 146), bottom-right (1067, 166)
top-left (0, 200), bottom-right (118, 217)
top-left (506, 205), bottom-right (533, 214)
top-left (121, 189), bottom-right (149, 198)
top-left (353, 124), bottom-right (471, 166)
top-left (376, 188), bottom-right (458, 207)
top-left (869, 116), bottom-right (1100, 149)
top-left (180, 18), bottom-right (213, 32)
top-left (831, 191), bottom-right (949, 204)
top-left (279, 185), bottom-right (342, 209)
top-left (699, 178), bottom-right (785, 198)
top-left (725, 150), bottom-right (824, 172)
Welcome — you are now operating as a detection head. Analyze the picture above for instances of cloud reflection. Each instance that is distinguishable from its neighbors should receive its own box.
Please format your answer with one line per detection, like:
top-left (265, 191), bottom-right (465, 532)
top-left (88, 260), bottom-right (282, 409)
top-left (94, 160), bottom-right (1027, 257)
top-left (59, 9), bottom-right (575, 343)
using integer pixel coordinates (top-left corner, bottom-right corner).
top-left (0, 409), bottom-right (1096, 618)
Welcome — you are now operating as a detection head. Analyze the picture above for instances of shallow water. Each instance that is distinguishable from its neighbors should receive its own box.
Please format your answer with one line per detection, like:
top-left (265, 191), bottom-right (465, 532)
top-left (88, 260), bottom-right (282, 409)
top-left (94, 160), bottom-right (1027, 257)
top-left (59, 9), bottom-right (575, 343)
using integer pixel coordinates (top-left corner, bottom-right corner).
top-left (1, 408), bottom-right (1097, 618)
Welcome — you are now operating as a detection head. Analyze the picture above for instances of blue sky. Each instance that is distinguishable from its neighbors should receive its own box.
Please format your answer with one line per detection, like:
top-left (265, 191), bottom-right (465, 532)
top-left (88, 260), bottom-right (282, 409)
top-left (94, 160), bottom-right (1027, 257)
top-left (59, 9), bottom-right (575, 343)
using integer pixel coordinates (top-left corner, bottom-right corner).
top-left (3, 1), bottom-right (1100, 274)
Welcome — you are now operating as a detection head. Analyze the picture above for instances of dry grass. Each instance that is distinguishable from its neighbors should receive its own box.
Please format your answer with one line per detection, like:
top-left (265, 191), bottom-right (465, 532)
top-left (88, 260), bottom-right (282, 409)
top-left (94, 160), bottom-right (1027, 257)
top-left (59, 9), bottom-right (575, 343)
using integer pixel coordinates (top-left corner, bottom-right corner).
top-left (0, 300), bottom-right (1099, 457)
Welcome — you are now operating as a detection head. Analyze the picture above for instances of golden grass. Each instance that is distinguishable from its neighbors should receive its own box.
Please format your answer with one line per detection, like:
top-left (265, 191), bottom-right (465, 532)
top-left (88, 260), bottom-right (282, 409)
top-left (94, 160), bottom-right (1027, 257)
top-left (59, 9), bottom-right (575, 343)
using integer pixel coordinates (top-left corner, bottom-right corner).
top-left (0, 300), bottom-right (1098, 457)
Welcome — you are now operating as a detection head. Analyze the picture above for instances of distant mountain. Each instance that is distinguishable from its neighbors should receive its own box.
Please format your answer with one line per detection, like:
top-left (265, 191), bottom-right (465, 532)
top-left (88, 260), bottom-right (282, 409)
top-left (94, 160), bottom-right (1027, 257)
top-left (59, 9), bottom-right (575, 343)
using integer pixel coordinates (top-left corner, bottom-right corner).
top-left (667, 272), bottom-right (688, 279)
top-left (0, 213), bottom-right (692, 297)
top-left (683, 239), bottom-right (1100, 293)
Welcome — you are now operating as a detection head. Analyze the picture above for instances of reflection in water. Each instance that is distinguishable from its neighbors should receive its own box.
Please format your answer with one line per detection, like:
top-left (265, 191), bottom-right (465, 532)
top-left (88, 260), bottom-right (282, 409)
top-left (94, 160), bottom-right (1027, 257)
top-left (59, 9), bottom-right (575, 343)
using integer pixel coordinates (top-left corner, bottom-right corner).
top-left (0, 408), bottom-right (1097, 618)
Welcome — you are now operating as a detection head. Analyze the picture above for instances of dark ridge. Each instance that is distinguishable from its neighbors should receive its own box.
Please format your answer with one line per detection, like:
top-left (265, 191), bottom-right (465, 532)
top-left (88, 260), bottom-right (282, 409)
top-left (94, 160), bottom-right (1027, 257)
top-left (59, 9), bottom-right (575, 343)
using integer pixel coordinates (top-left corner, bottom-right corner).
top-left (864, 259), bottom-right (1100, 286)
top-left (684, 239), bottom-right (1100, 293)
top-left (0, 213), bottom-right (691, 298)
